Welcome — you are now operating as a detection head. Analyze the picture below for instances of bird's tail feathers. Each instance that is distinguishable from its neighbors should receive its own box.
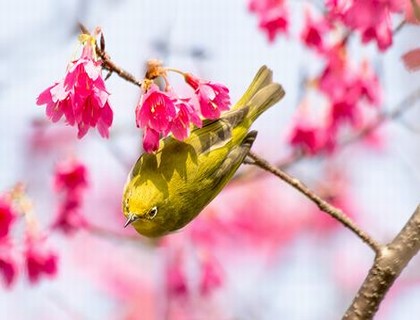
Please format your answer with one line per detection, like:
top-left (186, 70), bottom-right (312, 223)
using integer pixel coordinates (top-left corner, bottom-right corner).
top-left (232, 65), bottom-right (274, 111)
top-left (246, 82), bottom-right (285, 123)
top-left (222, 67), bottom-right (285, 129)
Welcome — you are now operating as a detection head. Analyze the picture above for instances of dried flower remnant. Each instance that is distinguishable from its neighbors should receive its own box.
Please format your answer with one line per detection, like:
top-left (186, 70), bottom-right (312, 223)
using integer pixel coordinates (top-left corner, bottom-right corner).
top-left (402, 48), bottom-right (420, 71)
top-left (36, 29), bottom-right (113, 139)
top-left (404, 0), bottom-right (420, 23)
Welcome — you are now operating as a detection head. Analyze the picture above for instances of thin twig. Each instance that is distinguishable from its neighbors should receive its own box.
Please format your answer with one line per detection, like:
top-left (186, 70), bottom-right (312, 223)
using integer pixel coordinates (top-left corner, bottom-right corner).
top-left (344, 205), bottom-right (420, 320)
top-left (393, 19), bottom-right (407, 35)
top-left (343, 86), bottom-right (420, 145)
top-left (79, 23), bottom-right (143, 88)
top-left (246, 150), bottom-right (382, 253)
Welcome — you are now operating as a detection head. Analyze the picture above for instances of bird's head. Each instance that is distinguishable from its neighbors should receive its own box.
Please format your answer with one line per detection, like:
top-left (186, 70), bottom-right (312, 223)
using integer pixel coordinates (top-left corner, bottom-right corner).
top-left (122, 178), bottom-right (169, 237)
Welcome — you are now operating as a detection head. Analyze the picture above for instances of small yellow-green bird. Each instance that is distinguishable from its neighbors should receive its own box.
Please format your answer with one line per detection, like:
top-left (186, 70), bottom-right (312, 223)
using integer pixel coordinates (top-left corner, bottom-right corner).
top-left (122, 66), bottom-right (285, 237)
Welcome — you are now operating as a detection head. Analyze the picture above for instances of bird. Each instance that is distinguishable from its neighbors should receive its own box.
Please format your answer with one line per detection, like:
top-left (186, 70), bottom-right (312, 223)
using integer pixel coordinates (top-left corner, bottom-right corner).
top-left (122, 65), bottom-right (285, 237)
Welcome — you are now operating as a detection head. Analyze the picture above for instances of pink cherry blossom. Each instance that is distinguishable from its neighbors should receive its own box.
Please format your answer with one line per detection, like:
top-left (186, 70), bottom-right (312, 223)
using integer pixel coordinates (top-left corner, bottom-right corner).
top-left (249, 0), bottom-right (281, 12)
top-left (142, 127), bottom-right (160, 153)
top-left (36, 82), bottom-right (74, 125)
top-left (136, 84), bottom-right (205, 152)
top-left (134, 68), bottom-right (230, 153)
top-left (325, 65), bottom-right (381, 128)
top-left (249, 0), bottom-right (289, 42)
top-left (170, 99), bottom-right (202, 141)
top-left (0, 239), bottom-right (18, 288)
top-left (54, 159), bottom-right (88, 192)
top-left (28, 119), bottom-right (77, 156)
top-left (326, 0), bottom-right (404, 51)
top-left (53, 196), bottom-right (86, 234)
top-left (318, 43), bottom-right (351, 102)
top-left (300, 8), bottom-right (330, 52)
top-left (52, 159), bottom-right (88, 234)
top-left (184, 73), bottom-right (231, 119)
top-left (0, 197), bottom-right (16, 239)
top-left (199, 254), bottom-right (223, 296)
top-left (318, 45), bottom-right (381, 128)
top-left (37, 35), bottom-right (113, 139)
top-left (361, 17), bottom-right (392, 51)
top-left (258, 5), bottom-right (289, 42)
top-left (289, 120), bottom-right (324, 155)
top-left (24, 232), bottom-right (58, 284)
top-left (356, 60), bottom-right (382, 107)
top-left (136, 84), bottom-right (176, 132)
top-left (329, 97), bottom-right (361, 126)
top-left (166, 255), bottom-right (188, 298)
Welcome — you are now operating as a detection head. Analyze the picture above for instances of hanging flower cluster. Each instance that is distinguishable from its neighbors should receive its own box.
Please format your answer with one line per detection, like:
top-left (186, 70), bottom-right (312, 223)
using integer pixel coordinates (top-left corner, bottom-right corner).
top-left (326, 0), bottom-right (404, 51)
top-left (36, 30), bottom-right (113, 139)
top-left (289, 44), bottom-right (382, 154)
top-left (52, 158), bottom-right (89, 234)
top-left (249, 0), bottom-right (405, 51)
top-left (0, 185), bottom-right (57, 288)
top-left (247, 2), bottom-right (386, 155)
top-left (36, 30), bottom-right (231, 154)
top-left (135, 60), bottom-right (231, 153)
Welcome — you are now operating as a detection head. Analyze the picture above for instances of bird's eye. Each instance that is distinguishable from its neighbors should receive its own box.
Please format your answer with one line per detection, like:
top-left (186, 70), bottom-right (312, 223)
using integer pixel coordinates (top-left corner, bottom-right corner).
top-left (147, 206), bottom-right (158, 220)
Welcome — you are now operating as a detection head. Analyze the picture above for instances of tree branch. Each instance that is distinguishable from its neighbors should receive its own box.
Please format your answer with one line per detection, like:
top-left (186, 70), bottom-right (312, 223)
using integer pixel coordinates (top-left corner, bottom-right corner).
top-left (245, 151), bottom-right (381, 253)
top-left (344, 205), bottom-right (420, 320)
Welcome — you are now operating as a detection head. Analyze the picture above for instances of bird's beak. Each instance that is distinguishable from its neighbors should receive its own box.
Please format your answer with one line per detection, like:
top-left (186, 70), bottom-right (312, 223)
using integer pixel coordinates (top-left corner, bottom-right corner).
top-left (124, 214), bottom-right (137, 228)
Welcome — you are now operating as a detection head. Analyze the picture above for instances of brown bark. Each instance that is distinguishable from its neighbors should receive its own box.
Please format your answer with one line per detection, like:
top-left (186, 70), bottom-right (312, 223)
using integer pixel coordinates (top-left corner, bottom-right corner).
top-left (344, 205), bottom-right (420, 319)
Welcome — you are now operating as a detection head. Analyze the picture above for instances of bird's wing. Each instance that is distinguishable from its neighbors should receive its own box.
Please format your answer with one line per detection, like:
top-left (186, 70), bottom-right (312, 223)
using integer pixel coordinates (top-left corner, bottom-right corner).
top-left (187, 117), bottom-right (234, 154)
top-left (172, 130), bottom-right (258, 228)
top-left (211, 130), bottom-right (257, 180)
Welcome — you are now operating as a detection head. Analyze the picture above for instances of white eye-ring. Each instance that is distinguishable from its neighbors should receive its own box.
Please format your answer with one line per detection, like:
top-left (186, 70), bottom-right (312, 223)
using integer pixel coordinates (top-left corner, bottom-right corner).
top-left (147, 206), bottom-right (158, 219)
